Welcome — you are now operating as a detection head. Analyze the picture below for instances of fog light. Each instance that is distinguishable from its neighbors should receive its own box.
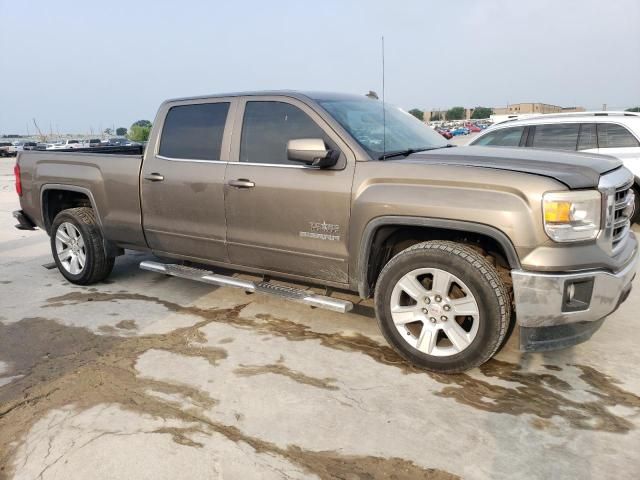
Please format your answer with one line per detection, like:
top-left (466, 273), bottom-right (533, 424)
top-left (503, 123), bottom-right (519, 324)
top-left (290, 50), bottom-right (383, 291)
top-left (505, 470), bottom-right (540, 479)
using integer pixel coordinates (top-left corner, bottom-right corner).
top-left (562, 278), bottom-right (594, 313)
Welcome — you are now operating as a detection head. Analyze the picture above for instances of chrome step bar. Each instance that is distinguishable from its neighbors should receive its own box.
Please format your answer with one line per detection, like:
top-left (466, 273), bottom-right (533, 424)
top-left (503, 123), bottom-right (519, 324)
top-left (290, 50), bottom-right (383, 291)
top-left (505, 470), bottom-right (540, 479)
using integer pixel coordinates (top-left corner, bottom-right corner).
top-left (139, 261), bottom-right (353, 313)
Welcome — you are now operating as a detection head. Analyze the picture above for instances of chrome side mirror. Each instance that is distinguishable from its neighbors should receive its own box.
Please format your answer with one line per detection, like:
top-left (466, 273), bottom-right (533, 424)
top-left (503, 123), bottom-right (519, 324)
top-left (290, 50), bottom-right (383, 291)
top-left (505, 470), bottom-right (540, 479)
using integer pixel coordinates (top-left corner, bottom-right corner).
top-left (286, 138), bottom-right (337, 168)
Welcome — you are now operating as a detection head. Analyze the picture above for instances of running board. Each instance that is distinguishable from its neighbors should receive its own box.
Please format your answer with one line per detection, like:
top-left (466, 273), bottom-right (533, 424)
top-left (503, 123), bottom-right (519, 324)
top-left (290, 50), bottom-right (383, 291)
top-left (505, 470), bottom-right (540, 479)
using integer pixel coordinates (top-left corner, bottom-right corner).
top-left (139, 261), bottom-right (353, 313)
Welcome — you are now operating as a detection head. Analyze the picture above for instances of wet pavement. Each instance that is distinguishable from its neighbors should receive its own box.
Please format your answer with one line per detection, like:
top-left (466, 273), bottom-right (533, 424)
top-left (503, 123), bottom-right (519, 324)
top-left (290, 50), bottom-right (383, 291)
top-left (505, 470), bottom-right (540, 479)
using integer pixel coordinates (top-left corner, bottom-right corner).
top-left (1, 159), bottom-right (639, 479)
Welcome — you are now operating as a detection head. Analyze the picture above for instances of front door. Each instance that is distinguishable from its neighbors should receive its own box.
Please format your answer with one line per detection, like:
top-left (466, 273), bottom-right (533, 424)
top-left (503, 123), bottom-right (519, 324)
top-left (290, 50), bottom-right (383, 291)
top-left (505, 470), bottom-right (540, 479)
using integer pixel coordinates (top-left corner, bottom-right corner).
top-left (224, 97), bottom-right (355, 283)
top-left (141, 98), bottom-right (236, 261)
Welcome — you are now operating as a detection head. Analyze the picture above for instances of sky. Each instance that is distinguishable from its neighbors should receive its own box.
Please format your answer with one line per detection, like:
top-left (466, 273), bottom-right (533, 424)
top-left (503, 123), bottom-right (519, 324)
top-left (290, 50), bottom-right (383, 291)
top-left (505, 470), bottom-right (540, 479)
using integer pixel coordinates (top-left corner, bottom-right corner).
top-left (1, 0), bottom-right (639, 134)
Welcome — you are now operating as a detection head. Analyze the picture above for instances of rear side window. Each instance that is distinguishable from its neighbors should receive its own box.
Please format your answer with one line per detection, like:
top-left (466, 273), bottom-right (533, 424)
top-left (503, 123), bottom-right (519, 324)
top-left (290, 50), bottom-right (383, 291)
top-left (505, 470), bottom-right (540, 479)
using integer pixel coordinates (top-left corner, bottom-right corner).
top-left (240, 101), bottom-right (337, 165)
top-left (159, 102), bottom-right (230, 160)
top-left (597, 123), bottom-right (640, 148)
top-left (473, 127), bottom-right (524, 147)
top-left (577, 123), bottom-right (597, 150)
top-left (531, 124), bottom-right (579, 150)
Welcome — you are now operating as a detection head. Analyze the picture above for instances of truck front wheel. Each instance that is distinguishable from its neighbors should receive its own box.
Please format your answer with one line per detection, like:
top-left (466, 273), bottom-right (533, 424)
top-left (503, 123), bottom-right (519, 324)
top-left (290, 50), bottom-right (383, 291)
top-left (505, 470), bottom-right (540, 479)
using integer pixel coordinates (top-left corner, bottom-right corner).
top-left (50, 207), bottom-right (115, 285)
top-left (374, 240), bottom-right (511, 373)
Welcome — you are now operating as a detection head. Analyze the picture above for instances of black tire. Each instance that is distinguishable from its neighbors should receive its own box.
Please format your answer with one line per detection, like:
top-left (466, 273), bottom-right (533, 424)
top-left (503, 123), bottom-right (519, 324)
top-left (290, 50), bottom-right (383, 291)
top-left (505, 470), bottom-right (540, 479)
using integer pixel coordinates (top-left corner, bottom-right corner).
top-left (632, 186), bottom-right (640, 225)
top-left (50, 207), bottom-right (115, 285)
top-left (374, 240), bottom-right (511, 373)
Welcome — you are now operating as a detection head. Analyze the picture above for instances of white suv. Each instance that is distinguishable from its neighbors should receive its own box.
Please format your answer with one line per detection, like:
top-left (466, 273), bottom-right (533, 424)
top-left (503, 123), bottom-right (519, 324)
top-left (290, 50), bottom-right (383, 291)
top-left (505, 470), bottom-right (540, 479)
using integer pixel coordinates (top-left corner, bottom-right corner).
top-left (469, 111), bottom-right (640, 220)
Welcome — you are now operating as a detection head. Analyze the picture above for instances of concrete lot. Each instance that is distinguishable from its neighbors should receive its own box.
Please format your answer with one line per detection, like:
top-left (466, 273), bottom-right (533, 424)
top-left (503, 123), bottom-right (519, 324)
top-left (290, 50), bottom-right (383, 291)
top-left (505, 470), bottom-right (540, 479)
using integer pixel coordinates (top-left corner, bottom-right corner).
top-left (1, 156), bottom-right (639, 480)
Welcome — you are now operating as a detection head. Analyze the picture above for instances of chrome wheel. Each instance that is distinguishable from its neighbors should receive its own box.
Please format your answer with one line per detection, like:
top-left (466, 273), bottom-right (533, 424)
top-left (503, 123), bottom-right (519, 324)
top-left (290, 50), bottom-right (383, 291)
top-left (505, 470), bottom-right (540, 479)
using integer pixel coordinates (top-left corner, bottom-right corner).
top-left (55, 222), bottom-right (86, 275)
top-left (390, 268), bottom-right (480, 357)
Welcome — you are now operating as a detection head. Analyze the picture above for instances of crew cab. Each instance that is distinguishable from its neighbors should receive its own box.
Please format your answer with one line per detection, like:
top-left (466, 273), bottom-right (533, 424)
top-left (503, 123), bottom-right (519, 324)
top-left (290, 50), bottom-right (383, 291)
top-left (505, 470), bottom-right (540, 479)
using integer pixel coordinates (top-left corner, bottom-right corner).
top-left (13, 91), bottom-right (639, 373)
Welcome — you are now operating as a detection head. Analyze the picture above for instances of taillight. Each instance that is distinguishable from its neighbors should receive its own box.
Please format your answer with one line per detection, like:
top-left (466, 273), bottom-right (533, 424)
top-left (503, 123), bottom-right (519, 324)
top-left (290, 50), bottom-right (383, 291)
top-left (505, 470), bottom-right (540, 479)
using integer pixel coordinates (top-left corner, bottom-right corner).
top-left (14, 163), bottom-right (22, 196)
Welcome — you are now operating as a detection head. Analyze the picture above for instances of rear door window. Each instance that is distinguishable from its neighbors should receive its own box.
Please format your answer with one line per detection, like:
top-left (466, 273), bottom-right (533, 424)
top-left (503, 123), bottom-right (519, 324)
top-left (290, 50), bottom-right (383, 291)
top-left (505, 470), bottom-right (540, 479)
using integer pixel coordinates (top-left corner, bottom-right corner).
top-left (531, 124), bottom-right (580, 151)
top-left (597, 123), bottom-right (640, 148)
top-left (472, 127), bottom-right (525, 147)
top-left (577, 123), bottom-right (597, 150)
top-left (159, 102), bottom-right (230, 160)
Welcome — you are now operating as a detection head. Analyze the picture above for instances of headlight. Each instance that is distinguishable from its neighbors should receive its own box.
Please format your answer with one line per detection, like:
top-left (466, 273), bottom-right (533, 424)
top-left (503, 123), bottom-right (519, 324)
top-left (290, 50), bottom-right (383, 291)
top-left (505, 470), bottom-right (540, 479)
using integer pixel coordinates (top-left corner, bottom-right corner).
top-left (542, 190), bottom-right (602, 242)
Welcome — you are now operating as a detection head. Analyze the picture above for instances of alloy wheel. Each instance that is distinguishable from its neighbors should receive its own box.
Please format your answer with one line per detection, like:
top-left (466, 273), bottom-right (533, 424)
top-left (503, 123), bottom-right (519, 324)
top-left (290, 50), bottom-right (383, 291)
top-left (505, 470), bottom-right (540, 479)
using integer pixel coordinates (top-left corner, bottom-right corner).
top-left (390, 267), bottom-right (480, 357)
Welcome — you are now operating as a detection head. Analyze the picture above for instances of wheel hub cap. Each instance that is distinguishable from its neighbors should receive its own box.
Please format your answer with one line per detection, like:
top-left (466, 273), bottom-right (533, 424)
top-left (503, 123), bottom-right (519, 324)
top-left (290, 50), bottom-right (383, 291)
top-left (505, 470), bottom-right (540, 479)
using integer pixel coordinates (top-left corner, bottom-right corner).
top-left (54, 222), bottom-right (86, 275)
top-left (389, 268), bottom-right (480, 357)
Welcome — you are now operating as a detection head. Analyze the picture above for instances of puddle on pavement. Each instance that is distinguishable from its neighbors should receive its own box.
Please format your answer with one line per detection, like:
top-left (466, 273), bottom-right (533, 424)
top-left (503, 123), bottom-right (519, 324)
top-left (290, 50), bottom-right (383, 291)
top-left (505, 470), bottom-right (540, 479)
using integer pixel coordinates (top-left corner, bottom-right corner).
top-left (0, 302), bottom-right (454, 480)
top-left (234, 356), bottom-right (339, 391)
top-left (0, 312), bottom-right (227, 478)
top-left (1, 289), bottom-right (639, 477)
top-left (42, 291), bottom-right (640, 433)
top-left (115, 319), bottom-right (138, 330)
top-left (433, 359), bottom-right (640, 433)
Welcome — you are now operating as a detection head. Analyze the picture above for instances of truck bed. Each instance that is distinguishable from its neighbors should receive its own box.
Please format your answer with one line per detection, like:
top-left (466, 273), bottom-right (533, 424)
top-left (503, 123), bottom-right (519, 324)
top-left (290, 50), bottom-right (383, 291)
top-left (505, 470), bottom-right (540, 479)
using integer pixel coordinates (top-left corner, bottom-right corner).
top-left (17, 149), bottom-right (147, 249)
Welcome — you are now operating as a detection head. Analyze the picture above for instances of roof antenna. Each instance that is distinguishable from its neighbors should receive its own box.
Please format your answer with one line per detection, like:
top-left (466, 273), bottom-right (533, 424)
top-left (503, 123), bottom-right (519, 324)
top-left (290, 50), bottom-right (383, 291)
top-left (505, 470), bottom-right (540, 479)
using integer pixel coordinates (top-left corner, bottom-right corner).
top-left (381, 35), bottom-right (386, 159)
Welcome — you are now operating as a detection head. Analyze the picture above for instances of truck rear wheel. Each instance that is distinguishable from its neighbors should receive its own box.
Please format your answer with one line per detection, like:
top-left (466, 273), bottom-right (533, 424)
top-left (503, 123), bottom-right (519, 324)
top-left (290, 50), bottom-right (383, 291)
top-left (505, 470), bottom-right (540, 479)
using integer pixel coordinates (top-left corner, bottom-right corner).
top-left (50, 207), bottom-right (115, 285)
top-left (374, 240), bottom-right (511, 373)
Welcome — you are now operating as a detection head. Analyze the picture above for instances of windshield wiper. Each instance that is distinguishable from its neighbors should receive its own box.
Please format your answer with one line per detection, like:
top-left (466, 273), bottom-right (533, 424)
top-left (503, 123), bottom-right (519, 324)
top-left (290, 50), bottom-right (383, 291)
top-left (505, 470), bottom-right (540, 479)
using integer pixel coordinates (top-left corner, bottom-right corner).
top-left (378, 144), bottom-right (455, 160)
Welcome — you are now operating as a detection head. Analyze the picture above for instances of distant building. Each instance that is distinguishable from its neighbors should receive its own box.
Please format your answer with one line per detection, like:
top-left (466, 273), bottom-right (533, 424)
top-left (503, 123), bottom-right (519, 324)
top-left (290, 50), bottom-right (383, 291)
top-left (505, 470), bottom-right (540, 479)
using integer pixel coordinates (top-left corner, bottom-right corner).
top-left (492, 103), bottom-right (584, 116)
top-left (424, 103), bottom-right (584, 122)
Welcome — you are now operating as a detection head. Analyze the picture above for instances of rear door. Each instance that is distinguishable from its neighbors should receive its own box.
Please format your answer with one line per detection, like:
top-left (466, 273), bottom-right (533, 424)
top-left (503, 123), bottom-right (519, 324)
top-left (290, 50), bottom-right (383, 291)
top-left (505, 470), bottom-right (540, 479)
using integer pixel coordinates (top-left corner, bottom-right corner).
top-left (224, 96), bottom-right (355, 283)
top-left (528, 123), bottom-right (580, 151)
top-left (141, 98), bottom-right (237, 261)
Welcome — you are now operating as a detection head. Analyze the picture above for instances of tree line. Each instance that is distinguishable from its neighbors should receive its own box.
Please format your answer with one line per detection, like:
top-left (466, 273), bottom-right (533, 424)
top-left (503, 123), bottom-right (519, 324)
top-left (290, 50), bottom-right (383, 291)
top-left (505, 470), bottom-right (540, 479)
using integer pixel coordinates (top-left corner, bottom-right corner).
top-left (102, 120), bottom-right (152, 141)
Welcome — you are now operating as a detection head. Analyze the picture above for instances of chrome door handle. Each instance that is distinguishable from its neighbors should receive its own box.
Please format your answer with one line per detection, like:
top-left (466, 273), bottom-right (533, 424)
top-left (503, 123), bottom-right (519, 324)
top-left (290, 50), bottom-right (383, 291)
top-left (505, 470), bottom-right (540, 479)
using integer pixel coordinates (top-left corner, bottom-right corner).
top-left (144, 173), bottom-right (164, 182)
top-left (227, 179), bottom-right (255, 188)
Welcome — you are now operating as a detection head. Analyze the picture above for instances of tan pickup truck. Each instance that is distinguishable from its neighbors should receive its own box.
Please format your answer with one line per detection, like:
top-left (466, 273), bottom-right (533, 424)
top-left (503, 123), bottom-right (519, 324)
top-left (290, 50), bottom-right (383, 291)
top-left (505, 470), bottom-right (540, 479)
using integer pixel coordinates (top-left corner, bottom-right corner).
top-left (13, 91), bottom-right (639, 372)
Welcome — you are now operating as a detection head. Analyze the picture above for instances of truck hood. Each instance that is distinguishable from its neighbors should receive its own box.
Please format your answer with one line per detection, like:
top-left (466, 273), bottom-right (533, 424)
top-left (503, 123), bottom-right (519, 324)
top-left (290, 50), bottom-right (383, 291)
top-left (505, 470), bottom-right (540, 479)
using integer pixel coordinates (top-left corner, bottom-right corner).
top-left (401, 146), bottom-right (622, 189)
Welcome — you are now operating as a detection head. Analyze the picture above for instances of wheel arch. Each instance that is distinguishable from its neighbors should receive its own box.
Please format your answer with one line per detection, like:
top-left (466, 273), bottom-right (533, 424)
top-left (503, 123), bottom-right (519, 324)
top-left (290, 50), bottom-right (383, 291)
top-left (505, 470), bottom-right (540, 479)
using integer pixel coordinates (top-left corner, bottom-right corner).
top-left (355, 216), bottom-right (521, 298)
top-left (41, 184), bottom-right (102, 232)
top-left (41, 185), bottom-right (123, 257)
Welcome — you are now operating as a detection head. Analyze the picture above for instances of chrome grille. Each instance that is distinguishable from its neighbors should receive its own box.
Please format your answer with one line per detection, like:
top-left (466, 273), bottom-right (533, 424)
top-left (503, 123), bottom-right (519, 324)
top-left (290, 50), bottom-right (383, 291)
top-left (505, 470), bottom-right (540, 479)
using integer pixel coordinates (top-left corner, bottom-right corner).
top-left (612, 184), bottom-right (633, 250)
top-left (598, 168), bottom-right (635, 256)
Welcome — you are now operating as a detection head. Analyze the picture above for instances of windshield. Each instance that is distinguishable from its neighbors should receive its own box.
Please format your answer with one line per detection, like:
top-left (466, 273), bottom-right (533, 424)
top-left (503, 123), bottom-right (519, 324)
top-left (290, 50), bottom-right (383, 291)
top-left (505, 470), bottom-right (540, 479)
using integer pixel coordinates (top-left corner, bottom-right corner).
top-left (318, 98), bottom-right (447, 159)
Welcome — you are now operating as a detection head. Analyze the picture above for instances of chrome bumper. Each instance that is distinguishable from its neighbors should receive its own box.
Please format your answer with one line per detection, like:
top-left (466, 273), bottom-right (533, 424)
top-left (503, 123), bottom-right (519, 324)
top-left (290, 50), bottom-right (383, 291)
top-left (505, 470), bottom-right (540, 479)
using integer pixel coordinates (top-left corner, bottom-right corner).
top-left (512, 244), bottom-right (639, 328)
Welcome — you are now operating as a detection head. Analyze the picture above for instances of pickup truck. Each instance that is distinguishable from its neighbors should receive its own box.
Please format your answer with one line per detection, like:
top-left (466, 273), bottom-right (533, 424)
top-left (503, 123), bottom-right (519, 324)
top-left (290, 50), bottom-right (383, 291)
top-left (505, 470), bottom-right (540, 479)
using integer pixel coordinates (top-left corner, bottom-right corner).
top-left (13, 91), bottom-right (639, 373)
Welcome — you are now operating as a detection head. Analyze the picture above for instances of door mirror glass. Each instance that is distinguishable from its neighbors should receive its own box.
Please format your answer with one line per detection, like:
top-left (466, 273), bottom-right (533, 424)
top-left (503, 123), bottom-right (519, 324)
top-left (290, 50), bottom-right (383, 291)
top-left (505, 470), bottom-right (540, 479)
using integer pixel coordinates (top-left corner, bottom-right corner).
top-left (287, 138), bottom-right (337, 168)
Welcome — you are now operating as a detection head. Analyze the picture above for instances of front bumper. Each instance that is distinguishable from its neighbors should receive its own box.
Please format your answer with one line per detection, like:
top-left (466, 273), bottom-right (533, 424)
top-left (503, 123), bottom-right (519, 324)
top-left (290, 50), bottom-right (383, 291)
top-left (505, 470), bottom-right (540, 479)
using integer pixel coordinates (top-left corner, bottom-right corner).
top-left (512, 243), bottom-right (638, 351)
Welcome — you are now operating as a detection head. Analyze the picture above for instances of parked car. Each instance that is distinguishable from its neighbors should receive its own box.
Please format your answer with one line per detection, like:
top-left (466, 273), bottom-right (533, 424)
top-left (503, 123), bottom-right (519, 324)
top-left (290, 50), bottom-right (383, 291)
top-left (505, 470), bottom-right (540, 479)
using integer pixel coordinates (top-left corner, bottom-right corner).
top-left (469, 111), bottom-right (640, 221)
top-left (107, 137), bottom-right (137, 147)
top-left (48, 140), bottom-right (81, 150)
top-left (0, 142), bottom-right (15, 157)
top-left (437, 128), bottom-right (453, 140)
top-left (450, 127), bottom-right (469, 136)
top-left (84, 138), bottom-right (102, 147)
top-left (466, 124), bottom-right (482, 133)
top-left (13, 91), bottom-right (638, 373)
top-left (22, 142), bottom-right (38, 151)
top-left (11, 141), bottom-right (26, 152)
